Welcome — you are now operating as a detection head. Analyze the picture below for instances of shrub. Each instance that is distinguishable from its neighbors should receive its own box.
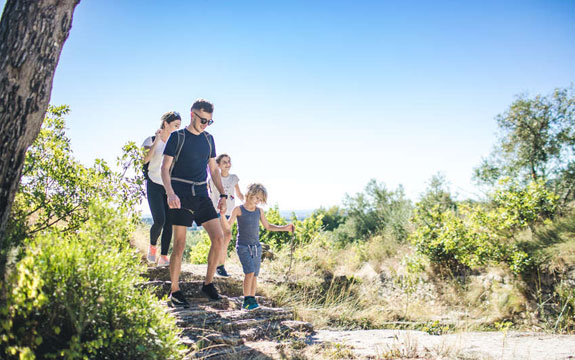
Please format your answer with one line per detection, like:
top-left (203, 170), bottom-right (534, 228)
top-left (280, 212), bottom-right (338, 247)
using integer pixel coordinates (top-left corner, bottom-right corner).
top-left (335, 180), bottom-right (412, 244)
top-left (3, 105), bottom-right (144, 273)
top-left (312, 206), bottom-right (346, 231)
top-left (411, 179), bottom-right (559, 274)
top-left (188, 231), bottom-right (212, 264)
top-left (259, 206), bottom-right (290, 249)
top-left (0, 203), bottom-right (182, 359)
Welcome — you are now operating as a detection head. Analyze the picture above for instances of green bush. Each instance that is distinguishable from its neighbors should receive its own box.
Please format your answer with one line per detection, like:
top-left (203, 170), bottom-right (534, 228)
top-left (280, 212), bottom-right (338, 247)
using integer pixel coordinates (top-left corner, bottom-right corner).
top-left (259, 206), bottom-right (290, 249)
top-left (334, 180), bottom-right (412, 244)
top-left (0, 203), bottom-right (182, 359)
top-left (411, 179), bottom-right (558, 274)
top-left (312, 206), bottom-right (346, 231)
top-left (410, 205), bottom-right (501, 270)
top-left (3, 105), bottom-right (144, 273)
top-left (188, 231), bottom-right (212, 264)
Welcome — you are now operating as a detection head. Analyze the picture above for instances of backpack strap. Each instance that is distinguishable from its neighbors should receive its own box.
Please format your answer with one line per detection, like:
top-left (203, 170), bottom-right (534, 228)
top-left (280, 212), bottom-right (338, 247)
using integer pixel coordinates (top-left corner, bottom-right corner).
top-left (203, 131), bottom-right (213, 161)
top-left (169, 130), bottom-right (185, 176)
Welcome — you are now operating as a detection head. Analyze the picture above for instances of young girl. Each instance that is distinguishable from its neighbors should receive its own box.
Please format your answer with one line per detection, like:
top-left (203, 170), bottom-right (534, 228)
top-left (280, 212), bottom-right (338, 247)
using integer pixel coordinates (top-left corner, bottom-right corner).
top-left (209, 154), bottom-right (244, 277)
top-left (220, 183), bottom-right (294, 310)
top-left (142, 111), bottom-right (181, 266)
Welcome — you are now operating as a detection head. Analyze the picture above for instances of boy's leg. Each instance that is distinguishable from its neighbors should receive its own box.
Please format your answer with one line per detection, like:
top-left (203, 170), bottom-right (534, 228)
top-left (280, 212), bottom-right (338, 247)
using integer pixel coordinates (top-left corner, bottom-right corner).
top-left (201, 218), bottom-right (225, 285)
top-left (169, 225), bottom-right (187, 292)
top-left (243, 272), bottom-right (254, 297)
top-left (250, 276), bottom-right (257, 297)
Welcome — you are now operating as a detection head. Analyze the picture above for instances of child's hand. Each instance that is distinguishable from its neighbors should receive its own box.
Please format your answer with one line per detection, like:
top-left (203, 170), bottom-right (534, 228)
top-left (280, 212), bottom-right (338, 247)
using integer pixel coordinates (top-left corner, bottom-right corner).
top-left (287, 224), bottom-right (295, 233)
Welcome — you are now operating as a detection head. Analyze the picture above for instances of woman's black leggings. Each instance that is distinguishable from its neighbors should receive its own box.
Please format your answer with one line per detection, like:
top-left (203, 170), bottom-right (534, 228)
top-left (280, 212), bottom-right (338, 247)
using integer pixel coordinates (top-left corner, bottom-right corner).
top-left (146, 180), bottom-right (172, 255)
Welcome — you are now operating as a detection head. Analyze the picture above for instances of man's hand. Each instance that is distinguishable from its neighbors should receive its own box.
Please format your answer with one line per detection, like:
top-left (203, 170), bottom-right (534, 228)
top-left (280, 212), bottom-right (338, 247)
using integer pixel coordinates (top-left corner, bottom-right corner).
top-left (167, 193), bottom-right (181, 209)
top-left (217, 197), bottom-right (227, 214)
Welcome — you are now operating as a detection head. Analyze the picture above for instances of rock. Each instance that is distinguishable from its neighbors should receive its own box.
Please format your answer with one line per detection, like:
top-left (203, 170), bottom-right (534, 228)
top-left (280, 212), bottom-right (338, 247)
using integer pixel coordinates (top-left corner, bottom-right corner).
top-left (139, 267), bottom-right (314, 359)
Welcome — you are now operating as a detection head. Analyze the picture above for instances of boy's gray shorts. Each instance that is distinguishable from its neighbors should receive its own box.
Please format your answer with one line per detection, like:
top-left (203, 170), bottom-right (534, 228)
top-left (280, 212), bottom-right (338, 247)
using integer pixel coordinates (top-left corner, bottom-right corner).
top-left (236, 243), bottom-right (262, 276)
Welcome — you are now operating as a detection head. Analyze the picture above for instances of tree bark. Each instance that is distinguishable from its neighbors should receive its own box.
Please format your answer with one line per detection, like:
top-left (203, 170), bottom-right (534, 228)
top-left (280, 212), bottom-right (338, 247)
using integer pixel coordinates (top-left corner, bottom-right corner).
top-left (0, 0), bottom-right (80, 275)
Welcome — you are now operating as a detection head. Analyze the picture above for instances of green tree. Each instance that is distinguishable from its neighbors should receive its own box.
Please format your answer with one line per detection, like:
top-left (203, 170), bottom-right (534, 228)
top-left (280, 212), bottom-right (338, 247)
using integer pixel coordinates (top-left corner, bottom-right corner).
top-left (335, 179), bottom-right (412, 244)
top-left (312, 205), bottom-right (346, 231)
top-left (3, 106), bottom-right (144, 271)
top-left (0, 0), bottom-right (80, 280)
top-left (474, 86), bottom-right (575, 204)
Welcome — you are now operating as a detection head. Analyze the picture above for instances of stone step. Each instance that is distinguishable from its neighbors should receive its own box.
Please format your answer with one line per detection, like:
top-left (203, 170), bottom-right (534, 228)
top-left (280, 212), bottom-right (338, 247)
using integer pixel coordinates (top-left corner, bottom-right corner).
top-left (221, 315), bottom-right (292, 332)
top-left (139, 280), bottom-right (245, 299)
top-left (185, 344), bottom-right (261, 360)
top-left (238, 319), bottom-right (314, 341)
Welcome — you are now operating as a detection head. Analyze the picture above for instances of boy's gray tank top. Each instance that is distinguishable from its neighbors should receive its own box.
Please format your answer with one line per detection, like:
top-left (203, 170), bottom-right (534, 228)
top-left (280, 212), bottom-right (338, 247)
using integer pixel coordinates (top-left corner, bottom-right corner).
top-left (236, 205), bottom-right (260, 246)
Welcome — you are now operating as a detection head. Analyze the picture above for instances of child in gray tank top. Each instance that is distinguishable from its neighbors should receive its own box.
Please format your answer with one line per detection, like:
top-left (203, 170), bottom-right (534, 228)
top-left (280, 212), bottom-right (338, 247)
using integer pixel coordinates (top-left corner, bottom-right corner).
top-left (220, 183), bottom-right (294, 311)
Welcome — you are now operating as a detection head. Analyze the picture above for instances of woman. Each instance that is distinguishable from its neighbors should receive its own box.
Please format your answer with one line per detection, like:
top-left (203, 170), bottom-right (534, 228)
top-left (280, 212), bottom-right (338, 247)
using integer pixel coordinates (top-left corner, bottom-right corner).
top-left (142, 111), bottom-right (181, 266)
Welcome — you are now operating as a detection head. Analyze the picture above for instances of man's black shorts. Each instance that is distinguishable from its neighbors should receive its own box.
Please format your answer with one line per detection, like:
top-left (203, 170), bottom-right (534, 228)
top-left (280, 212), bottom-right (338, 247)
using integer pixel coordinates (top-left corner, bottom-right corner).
top-left (168, 195), bottom-right (218, 227)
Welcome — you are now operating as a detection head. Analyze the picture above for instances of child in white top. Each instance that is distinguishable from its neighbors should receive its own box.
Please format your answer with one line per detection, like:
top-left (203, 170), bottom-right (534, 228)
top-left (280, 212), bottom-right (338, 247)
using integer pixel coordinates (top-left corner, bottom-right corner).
top-left (208, 154), bottom-right (244, 277)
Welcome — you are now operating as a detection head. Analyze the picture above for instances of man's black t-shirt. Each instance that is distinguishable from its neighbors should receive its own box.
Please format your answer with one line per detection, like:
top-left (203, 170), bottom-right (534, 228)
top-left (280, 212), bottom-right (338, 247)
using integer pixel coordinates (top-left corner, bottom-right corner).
top-left (163, 128), bottom-right (216, 197)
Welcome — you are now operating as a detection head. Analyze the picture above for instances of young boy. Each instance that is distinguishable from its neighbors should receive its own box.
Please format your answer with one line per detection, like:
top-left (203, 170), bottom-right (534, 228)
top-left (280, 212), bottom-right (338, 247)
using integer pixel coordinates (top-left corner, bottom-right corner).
top-left (220, 183), bottom-right (294, 310)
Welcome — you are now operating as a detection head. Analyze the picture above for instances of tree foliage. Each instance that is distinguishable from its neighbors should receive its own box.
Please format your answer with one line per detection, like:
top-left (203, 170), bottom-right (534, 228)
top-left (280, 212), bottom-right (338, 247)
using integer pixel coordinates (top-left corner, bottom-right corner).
top-left (335, 179), bottom-right (412, 244)
top-left (474, 86), bottom-right (575, 204)
top-left (312, 206), bottom-right (346, 232)
top-left (411, 179), bottom-right (559, 274)
top-left (4, 105), bottom-right (144, 266)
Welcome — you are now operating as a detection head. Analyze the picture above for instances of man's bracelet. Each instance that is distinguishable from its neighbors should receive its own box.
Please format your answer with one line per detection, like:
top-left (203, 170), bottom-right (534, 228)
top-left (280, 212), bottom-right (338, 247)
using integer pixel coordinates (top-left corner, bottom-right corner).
top-left (220, 194), bottom-right (228, 199)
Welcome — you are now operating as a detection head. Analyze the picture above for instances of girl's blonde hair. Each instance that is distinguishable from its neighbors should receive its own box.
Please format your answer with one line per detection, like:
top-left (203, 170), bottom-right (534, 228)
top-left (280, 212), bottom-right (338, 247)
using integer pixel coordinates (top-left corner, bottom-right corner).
top-left (246, 183), bottom-right (268, 204)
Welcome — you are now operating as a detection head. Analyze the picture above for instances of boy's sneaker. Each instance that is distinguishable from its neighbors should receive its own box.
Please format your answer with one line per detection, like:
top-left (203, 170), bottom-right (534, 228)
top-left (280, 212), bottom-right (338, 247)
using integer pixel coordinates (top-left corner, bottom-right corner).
top-left (147, 245), bottom-right (157, 263)
top-left (242, 296), bottom-right (260, 311)
top-left (157, 255), bottom-right (170, 267)
top-left (216, 265), bottom-right (230, 277)
top-left (201, 282), bottom-right (222, 300)
top-left (168, 290), bottom-right (190, 308)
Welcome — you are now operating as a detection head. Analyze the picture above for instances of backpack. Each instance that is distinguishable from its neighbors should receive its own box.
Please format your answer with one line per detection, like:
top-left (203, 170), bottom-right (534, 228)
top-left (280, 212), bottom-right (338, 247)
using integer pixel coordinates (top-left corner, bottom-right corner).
top-left (142, 132), bottom-right (187, 180)
top-left (142, 135), bottom-right (156, 181)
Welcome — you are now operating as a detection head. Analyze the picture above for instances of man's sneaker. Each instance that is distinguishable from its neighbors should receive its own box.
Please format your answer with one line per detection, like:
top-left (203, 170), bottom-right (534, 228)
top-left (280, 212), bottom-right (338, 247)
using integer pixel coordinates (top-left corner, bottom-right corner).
top-left (168, 290), bottom-right (190, 308)
top-left (157, 255), bottom-right (170, 267)
top-left (147, 245), bottom-right (157, 263)
top-left (242, 296), bottom-right (260, 311)
top-left (201, 282), bottom-right (222, 300)
top-left (216, 265), bottom-right (230, 277)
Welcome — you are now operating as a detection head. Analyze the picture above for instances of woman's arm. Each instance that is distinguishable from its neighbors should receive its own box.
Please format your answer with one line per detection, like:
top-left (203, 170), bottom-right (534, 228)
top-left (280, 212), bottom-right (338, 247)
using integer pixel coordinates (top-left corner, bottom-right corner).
top-left (143, 130), bottom-right (162, 163)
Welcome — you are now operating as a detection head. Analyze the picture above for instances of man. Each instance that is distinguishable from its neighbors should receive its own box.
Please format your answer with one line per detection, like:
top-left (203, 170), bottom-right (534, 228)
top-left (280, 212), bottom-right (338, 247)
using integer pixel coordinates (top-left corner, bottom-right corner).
top-left (161, 99), bottom-right (227, 307)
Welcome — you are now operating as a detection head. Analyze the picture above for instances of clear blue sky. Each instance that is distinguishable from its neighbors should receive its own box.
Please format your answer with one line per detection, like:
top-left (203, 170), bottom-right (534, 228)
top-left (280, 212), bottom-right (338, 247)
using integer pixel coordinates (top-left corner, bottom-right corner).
top-left (4, 0), bottom-right (574, 212)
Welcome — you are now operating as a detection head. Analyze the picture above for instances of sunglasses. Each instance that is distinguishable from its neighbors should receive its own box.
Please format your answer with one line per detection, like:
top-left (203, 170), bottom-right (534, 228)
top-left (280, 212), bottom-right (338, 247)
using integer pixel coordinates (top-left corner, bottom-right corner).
top-left (168, 111), bottom-right (181, 122)
top-left (193, 112), bottom-right (214, 126)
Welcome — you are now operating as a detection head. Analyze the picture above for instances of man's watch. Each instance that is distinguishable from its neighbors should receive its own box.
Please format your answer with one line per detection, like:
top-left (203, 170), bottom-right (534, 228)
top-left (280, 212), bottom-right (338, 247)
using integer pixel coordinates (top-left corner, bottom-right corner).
top-left (219, 194), bottom-right (228, 199)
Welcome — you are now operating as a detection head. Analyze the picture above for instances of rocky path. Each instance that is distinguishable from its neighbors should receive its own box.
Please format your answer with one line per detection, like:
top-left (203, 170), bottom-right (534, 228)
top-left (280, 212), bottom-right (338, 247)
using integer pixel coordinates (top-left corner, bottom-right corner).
top-left (141, 264), bottom-right (575, 359)
top-left (141, 265), bottom-right (313, 359)
top-left (312, 329), bottom-right (575, 359)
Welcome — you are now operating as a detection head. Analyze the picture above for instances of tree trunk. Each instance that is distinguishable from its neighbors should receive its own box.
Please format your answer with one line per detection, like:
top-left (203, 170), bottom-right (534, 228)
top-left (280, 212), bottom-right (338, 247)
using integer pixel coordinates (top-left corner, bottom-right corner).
top-left (0, 0), bottom-right (80, 276)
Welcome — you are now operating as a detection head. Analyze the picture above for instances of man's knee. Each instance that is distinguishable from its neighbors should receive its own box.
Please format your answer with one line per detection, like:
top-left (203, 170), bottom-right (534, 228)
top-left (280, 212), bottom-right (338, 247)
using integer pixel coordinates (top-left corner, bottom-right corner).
top-left (210, 232), bottom-right (224, 247)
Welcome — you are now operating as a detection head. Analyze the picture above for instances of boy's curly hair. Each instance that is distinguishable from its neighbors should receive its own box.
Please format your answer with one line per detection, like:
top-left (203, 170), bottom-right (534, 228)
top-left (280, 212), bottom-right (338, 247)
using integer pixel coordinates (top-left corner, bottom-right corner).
top-left (246, 183), bottom-right (267, 204)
